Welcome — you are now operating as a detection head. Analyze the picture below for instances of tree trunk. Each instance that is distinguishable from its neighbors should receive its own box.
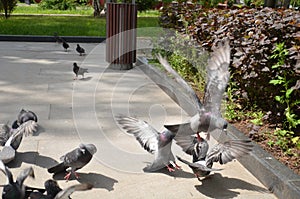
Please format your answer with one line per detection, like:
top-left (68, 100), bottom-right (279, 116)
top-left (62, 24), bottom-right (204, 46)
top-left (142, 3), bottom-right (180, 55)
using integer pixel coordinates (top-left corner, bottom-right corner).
top-left (283, 0), bottom-right (290, 8)
top-left (93, 0), bottom-right (101, 17)
top-left (264, 0), bottom-right (276, 8)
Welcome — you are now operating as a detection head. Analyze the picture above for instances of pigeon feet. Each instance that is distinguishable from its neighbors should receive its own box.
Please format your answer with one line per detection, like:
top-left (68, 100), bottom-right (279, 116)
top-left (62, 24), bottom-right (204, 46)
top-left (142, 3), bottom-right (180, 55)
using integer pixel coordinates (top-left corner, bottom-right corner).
top-left (64, 172), bottom-right (72, 181)
top-left (174, 163), bottom-right (182, 170)
top-left (166, 165), bottom-right (175, 172)
top-left (74, 171), bottom-right (80, 179)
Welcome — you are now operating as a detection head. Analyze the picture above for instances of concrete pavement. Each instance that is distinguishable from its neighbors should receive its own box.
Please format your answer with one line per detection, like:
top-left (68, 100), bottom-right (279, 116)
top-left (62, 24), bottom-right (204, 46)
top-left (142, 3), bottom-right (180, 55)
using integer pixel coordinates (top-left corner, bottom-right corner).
top-left (0, 41), bottom-right (276, 198)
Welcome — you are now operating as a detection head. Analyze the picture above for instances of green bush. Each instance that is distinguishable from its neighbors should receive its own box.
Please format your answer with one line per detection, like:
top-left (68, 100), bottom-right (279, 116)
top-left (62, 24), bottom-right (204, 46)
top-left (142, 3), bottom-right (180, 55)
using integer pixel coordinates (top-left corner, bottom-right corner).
top-left (39, 0), bottom-right (78, 10)
top-left (0, 0), bottom-right (17, 18)
top-left (159, 2), bottom-right (300, 130)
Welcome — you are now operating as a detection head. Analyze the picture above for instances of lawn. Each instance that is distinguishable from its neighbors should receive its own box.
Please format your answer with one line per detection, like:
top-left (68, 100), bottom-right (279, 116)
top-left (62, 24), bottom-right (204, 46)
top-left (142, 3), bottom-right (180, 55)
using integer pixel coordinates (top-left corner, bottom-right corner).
top-left (13, 3), bottom-right (160, 17)
top-left (0, 3), bottom-right (160, 37)
top-left (0, 16), bottom-right (159, 37)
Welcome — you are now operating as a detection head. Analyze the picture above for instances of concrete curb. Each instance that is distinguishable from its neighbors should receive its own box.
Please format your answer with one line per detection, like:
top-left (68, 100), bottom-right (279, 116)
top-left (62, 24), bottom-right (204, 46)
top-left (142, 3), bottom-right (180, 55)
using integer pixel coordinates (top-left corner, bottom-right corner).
top-left (0, 35), bottom-right (106, 43)
top-left (136, 56), bottom-right (300, 199)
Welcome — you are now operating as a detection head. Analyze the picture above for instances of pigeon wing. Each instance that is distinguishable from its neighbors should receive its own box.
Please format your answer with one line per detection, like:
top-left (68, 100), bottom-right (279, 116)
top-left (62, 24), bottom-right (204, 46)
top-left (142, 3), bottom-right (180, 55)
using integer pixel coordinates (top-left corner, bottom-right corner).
top-left (176, 156), bottom-right (220, 172)
top-left (174, 134), bottom-right (197, 155)
top-left (78, 67), bottom-right (88, 76)
top-left (157, 54), bottom-right (202, 112)
top-left (5, 120), bottom-right (37, 149)
top-left (0, 160), bottom-right (14, 185)
top-left (116, 115), bottom-right (160, 154)
top-left (16, 167), bottom-right (34, 187)
top-left (206, 139), bottom-right (253, 167)
top-left (0, 123), bottom-right (12, 146)
top-left (203, 39), bottom-right (230, 116)
top-left (54, 183), bottom-right (93, 199)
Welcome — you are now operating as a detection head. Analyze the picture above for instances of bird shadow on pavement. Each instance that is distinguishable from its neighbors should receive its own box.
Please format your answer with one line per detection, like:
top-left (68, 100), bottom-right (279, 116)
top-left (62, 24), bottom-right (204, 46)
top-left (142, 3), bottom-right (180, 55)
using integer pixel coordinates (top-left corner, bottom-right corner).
top-left (144, 167), bottom-right (195, 179)
top-left (53, 172), bottom-right (118, 192)
top-left (78, 77), bottom-right (92, 81)
top-left (195, 173), bottom-right (271, 198)
top-left (7, 151), bottom-right (58, 169)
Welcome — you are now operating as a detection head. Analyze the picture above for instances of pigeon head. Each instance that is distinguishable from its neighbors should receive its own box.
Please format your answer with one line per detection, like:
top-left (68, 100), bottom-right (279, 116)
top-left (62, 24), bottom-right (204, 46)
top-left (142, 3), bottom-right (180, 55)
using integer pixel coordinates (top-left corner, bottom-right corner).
top-left (79, 143), bottom-right (97, 155)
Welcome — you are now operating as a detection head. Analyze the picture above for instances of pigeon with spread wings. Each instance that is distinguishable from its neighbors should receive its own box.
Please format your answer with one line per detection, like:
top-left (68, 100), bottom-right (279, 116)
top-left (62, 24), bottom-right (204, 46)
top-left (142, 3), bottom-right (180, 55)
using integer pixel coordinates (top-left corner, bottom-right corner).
top-left (0, 120), bottom-right (38, 163)
top-left (116, 115), bottom-right (181, 172)
top-left (157, 39), bottom-right (230, 140)
top-left (176, 135), bottom-right (253, 180)
top-left (0, 160), bottom-right (35, 199)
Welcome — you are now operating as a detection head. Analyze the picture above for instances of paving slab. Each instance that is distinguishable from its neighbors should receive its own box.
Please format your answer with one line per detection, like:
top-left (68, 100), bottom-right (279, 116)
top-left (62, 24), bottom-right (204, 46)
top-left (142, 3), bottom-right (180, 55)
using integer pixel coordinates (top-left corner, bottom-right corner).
top-left (0, 41), bottom-right (276, 198)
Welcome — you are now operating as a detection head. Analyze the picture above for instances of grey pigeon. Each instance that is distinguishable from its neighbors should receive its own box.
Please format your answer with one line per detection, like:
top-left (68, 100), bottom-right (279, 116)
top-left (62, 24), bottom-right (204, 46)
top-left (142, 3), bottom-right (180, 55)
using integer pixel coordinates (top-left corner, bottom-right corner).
top-left (12, 109), bottom-right (38, 129)
top-left (73, 62), bottom-right (88, 80)
top-left (53, 32), bottom-right (64, 43)
top-left (47, 144), bottom-right (97, 181)
top-left (28, 179), bottom-right (63, 199)
top-left (0, 160), bottom-right (35, 199)
top-left (116, 115), bottom-right (181, 172)
top-left (0, 121), bottom-right (38, 164)
top-left (76, 44), bottom-right (85, 56)
top-left (62, 41), bottom-right (69, 52)
top-left (1, 120), bottom-right (37, 150)
top-left (176, 138), bottom-right (253, 180)
top-left (54, 183), bottom-right (93, 199)
top-left (157, 39), bottom-right (230, 140)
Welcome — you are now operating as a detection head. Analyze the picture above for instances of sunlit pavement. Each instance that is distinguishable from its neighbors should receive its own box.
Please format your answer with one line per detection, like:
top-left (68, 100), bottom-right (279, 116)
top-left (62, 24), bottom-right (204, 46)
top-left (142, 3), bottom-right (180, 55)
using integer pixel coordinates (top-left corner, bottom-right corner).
top-left (0, 41), bottom-right (276, 198)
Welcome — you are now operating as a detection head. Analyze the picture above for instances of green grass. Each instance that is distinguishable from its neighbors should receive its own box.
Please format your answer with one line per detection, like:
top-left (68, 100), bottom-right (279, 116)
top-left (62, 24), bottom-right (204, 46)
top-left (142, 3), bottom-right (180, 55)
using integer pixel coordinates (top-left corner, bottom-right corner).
top-left (0, 16), bottom-right (159, 37)
top-left (13, 3), bottom-right (160, 17)
top-left (14, 3), bottom-right (94, 15)
top-left (0, 3), bottom-right (160, 37)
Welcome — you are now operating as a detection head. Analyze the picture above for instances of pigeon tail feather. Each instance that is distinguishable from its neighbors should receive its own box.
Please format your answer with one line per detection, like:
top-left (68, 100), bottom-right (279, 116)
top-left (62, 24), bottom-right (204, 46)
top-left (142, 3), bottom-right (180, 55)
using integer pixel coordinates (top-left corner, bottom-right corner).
top-left (48, 163), bottom-right (67, 174)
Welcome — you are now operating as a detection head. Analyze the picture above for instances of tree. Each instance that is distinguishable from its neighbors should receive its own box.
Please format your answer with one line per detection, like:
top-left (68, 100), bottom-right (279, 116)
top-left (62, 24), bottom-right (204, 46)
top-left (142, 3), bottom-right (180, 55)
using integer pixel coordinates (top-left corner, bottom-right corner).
top-left (0, 0), bottom-right (17, 19)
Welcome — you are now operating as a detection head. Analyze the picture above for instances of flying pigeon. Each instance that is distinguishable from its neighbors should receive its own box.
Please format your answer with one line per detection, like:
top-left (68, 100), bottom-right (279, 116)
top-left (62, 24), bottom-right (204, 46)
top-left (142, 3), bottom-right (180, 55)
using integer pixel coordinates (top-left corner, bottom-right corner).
top-left (157, 39), bottom-right (230, 140)
top-left (47, 144), bottom-right (97, 181)
top-left (73, 62), bottom-right (88, 80)
top-left (76, 44), bottom-right (85, 56)
top-left (176, 137), bottom-right (253, 180)
top-left (62, 41), bottom-right (69, 52)
top-left (12, 109), bottom-right (38, 130)
top-left (116, 115), bottom-right (181, 172)
top-left (0, 121), bottom-right (38, 164)
top-left (0, 160), bottom-right (35, 199)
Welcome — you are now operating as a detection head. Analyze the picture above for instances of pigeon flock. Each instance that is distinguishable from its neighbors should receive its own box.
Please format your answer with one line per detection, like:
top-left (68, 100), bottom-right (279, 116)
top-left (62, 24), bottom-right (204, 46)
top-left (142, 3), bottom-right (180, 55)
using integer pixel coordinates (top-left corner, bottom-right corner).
top-left (0, 109), bottom-right (96, 198)
top-left (0, 38), bottom-right (254, 198)
top-left (54, 33), bottom-right (88, 80)
top-left (117, 39), bottom-right (253, 177)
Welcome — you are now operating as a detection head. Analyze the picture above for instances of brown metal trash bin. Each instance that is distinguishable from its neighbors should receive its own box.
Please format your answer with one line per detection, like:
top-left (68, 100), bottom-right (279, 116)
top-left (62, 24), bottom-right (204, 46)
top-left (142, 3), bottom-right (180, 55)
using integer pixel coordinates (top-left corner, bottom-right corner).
top-left (106, 3), bottom-right (137, 70)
